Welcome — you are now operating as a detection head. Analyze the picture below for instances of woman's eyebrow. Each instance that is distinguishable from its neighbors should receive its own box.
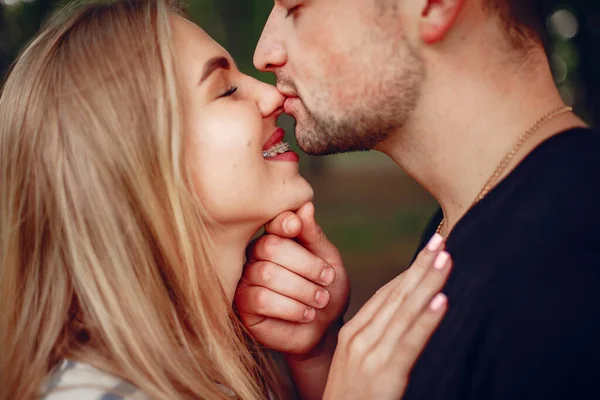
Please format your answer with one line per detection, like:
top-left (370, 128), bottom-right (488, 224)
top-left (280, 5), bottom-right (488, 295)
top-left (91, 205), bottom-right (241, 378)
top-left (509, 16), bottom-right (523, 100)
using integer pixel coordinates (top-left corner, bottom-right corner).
top-left (199, 56), bottom-right (231, 84)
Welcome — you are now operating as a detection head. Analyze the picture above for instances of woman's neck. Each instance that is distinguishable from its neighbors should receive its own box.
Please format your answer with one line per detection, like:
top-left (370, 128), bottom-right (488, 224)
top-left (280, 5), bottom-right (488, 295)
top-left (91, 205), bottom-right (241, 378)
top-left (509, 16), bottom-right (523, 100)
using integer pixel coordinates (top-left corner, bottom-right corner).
top-left (207, 223), bottom-right (260, 302)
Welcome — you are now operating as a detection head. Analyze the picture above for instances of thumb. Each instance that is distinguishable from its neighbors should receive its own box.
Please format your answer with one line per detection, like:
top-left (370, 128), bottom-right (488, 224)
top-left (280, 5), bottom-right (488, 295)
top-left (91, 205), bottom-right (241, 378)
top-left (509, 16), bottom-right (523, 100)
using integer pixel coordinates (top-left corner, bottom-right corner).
top-left (296, 202), bottom-right (342, 267)
top-left (263, 210), bottom-right (303, 238)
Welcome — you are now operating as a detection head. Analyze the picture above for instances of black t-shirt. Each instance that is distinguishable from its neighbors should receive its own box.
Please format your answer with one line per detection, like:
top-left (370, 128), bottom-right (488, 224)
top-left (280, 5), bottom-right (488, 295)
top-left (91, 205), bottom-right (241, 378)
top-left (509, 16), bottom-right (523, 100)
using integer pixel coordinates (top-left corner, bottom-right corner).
top-left (403, 128), bottom-right (600, 400)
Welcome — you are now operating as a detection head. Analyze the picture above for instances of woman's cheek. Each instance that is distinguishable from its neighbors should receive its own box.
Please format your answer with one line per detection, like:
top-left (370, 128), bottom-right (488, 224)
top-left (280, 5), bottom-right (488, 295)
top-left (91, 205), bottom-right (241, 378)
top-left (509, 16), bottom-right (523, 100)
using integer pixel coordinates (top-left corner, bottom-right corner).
top-left (193, 157), bottom-right (264, 222)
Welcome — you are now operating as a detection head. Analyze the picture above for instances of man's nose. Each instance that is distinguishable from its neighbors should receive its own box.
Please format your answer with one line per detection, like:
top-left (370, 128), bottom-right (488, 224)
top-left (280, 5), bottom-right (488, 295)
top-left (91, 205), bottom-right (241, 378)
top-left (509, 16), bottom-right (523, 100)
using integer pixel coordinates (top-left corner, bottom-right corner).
top-left (254, 10), bottom-right (287, 72)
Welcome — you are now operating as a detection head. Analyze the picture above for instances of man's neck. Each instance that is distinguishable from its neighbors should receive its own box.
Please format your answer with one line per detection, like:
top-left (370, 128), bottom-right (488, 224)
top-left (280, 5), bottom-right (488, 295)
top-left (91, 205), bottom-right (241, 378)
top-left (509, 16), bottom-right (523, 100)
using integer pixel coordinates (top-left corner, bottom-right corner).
top-left (377, 53), bottom-right (586, 235)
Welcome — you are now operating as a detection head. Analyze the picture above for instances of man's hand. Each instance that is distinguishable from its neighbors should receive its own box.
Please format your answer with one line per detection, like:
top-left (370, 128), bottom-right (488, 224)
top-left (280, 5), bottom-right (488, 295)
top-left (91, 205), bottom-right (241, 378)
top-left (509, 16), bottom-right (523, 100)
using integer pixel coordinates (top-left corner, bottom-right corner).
top-left (235, 202), bottom-right (350, 356)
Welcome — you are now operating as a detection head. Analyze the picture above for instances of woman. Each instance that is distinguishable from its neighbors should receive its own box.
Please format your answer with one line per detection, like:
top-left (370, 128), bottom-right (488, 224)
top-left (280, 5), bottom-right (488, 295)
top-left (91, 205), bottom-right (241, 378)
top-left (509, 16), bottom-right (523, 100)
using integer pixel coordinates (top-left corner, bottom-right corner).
top-left (0, 1), bottom-right (451, 399)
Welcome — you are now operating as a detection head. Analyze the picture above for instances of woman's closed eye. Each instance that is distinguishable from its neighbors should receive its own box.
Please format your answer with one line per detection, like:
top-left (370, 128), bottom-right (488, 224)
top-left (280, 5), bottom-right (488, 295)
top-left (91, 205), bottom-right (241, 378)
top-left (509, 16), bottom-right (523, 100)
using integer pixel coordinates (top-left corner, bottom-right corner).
top-left (219, 85), bottom-right (238, 99)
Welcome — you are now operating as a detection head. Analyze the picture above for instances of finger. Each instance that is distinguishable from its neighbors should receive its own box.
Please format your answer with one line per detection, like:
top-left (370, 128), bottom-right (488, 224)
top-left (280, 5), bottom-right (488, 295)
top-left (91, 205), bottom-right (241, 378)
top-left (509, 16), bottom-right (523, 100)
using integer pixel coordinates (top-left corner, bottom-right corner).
top-left (248, 234), bottom-right (336, 286)
top-left (296, 202), bottom-right (342, 268)
top-left (242, 260), bottom-right (331, 309)
top-left (379, 252), bottom-right (452, 344)
top-left (345, 235), bottom-right (446, 334)
top-left (264, 211), bottom-right (303, 238)
top-left (235, 284), bottom-right (317, 325)
top-left (393, 293), bottom-right (448, 372)
top-left (245, 213), bottom-right (302, 262)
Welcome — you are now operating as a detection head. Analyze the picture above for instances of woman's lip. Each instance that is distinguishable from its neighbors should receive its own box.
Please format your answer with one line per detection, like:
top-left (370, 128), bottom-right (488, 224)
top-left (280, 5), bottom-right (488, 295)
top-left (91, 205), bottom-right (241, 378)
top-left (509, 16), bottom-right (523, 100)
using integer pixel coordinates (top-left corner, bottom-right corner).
top-left (263, 128), bottom-right (286, 151)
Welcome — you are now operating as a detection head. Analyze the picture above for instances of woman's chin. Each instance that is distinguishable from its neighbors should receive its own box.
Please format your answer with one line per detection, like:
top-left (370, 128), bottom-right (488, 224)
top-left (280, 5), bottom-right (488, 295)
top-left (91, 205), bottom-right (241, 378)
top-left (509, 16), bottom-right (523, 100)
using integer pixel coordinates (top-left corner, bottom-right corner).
top-left (273, 190), bottom-right (315, 221)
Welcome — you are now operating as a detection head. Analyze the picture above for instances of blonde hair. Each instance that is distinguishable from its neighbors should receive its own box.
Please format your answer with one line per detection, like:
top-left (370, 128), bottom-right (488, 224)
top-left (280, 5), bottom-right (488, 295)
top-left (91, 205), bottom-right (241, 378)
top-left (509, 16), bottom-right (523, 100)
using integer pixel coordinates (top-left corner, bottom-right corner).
top-left (0, 1), bottom-right (281, 398)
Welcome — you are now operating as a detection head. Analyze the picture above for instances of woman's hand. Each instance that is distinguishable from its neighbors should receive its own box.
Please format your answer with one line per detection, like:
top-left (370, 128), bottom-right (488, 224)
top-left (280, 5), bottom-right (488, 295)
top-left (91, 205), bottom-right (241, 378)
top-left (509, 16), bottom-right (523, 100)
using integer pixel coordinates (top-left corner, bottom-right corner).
top-left (323, 235), bottom-right (451, 400)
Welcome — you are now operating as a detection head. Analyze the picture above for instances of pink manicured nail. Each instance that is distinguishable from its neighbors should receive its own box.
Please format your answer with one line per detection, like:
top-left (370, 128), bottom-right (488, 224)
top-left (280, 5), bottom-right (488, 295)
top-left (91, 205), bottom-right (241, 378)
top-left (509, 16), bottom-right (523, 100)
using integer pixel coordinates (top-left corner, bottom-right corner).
top-left (427, 233), bottom-right (444, 252)
top-left (320, 267), bottom-right (335, 285)
top-left (434, 251), bottom-right (450, 270)
top-left (430, 293), bottom-right (447, 311)
top-left (304, 308), bottom-right (316, 322)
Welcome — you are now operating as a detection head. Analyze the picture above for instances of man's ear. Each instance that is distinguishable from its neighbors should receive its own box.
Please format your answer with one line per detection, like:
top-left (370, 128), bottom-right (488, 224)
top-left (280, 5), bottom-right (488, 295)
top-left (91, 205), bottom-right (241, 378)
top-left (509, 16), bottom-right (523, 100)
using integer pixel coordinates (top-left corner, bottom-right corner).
top-left (420, 0), bottom-right (465, 44)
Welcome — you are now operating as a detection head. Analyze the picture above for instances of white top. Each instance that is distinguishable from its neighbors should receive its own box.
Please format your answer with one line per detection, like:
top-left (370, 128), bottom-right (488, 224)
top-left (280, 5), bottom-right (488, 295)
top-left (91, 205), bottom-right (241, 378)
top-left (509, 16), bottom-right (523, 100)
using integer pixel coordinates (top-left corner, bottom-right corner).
top-left (42, 359), bottom-right (266, 399)
top-left (42, 360), bottom-right (150, 399)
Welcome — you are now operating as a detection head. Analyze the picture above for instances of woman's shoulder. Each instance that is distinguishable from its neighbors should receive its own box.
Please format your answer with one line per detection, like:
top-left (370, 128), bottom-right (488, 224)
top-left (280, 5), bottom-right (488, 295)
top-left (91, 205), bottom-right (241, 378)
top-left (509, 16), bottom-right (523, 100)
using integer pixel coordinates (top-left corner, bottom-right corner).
top-left (42, 360), bottom-right (150, 400)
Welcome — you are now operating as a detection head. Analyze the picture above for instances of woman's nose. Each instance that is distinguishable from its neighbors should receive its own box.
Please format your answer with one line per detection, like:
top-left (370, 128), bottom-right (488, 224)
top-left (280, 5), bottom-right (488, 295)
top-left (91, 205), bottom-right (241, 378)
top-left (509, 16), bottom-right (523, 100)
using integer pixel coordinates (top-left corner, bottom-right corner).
top-left (253, 78), bottom-right (285, 119)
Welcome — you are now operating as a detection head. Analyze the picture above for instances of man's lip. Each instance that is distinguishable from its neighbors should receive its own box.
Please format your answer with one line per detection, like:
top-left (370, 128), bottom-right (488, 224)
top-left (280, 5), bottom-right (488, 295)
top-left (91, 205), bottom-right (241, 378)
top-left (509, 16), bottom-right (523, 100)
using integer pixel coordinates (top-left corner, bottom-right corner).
top-left (263, 128), bottom-right (286, 151)
top-left (276, 86), bottom-right (298, 98)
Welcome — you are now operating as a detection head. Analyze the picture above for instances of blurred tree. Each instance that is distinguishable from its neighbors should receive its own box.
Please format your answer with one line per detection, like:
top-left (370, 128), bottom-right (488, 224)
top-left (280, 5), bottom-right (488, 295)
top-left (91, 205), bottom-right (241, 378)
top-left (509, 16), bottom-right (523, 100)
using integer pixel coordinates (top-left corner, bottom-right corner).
top-left (571, 1), bottom-right (600, 125)
top-left (0, 4), bottom-right (7, 76)
top-left (1, 0), bottom-right (52, 79)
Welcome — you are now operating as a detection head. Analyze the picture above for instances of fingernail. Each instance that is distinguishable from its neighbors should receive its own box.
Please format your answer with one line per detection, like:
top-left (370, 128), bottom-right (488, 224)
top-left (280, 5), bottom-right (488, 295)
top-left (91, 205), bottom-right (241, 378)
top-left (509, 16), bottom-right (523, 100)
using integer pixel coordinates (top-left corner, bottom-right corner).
top-left (320, 267), bottom-right (335, 286)
top-left (427, 233), bottom-right (443, 252)
top-left (304, 307), bottom-right (316, 322)
top-left (283, 217), bottom-right (296, 233)
top-left (434, 251), bottom-right (450, 270)
top-left (315, 289), bottom-right (330, 308)
top-left (430, 293), bottom-right (447, 311)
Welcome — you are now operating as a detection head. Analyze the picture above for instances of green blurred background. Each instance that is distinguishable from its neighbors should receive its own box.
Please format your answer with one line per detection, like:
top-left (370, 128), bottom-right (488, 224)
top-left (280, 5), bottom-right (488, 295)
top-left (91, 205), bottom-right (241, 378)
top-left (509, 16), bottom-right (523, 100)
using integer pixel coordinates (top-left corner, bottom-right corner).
top-left (1, 0), bottom-right (598, 317)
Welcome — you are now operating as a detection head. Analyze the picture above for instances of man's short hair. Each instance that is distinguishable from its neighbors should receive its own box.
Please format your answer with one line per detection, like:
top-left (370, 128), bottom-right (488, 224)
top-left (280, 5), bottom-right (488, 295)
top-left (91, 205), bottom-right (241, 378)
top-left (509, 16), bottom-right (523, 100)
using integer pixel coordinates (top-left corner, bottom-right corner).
top-left (484, 0), bottom-right (547, 48)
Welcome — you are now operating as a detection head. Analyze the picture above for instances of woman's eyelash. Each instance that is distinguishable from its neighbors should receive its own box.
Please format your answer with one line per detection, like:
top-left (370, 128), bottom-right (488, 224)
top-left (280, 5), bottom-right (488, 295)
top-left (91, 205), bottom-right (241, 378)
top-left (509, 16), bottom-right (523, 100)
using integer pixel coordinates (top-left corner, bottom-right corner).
top-left (219, 85), bottom-right (238, 98)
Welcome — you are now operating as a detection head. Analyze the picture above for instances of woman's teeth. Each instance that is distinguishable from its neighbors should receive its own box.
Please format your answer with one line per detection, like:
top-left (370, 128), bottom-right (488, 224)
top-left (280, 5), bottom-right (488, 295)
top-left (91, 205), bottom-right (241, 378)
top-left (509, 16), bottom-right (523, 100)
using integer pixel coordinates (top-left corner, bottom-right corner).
top-left (263, 142), bottom-right (291, 159)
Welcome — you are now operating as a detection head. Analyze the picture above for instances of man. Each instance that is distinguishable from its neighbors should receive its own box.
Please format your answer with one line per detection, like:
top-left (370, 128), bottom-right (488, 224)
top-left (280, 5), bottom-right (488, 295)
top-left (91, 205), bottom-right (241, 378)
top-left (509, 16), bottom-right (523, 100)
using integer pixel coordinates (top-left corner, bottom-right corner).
top-left (235, 0), bottom-right (600, 399)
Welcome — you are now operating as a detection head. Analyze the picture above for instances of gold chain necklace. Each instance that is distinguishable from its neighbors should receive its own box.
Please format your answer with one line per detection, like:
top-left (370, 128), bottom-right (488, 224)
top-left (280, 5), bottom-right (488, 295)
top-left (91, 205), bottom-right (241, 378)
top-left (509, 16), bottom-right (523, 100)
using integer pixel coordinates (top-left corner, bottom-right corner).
top-left (436, 105), bottom-right (573, 236)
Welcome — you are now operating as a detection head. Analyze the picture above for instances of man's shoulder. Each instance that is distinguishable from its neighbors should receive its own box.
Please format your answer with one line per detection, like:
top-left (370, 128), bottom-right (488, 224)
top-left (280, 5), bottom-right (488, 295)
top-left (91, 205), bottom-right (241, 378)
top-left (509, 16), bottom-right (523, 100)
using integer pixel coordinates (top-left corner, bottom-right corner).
top-left (524, 127), bottom-right (600, 184)
top-left (536, 126), bottom-right (600, 158)
top-left (474, 127), bottom-right (600, 250)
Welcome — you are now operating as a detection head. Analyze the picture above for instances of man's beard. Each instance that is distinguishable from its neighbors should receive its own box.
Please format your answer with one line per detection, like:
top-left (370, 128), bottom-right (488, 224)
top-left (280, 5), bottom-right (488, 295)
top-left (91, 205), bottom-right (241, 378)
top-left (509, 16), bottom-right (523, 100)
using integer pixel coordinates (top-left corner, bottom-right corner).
top-left (281, 45), bottom-right (424, 156)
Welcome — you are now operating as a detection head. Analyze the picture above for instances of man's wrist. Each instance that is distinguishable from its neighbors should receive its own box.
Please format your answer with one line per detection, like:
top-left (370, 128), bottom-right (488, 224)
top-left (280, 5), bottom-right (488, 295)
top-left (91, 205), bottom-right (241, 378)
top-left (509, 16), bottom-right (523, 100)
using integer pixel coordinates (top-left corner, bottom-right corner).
top-left (285, 319), bottom-right (343, 365)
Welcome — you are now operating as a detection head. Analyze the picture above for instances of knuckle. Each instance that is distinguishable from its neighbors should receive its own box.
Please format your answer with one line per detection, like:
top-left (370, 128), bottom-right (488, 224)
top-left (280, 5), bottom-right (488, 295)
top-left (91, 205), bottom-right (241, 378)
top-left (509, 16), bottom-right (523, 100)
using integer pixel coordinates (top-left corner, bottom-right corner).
top-left (389, 283), bottom-right (407, 302)
top-left (375, 275), bottom-right (400, 297)
top-left (260, 234), bottom-right (282, 259)
top-left (257, 262), bottom-right (274, 284)
top-left (347, 333), bottom-right (369, 356)
top-left (338, 324), bottom-right (355, 344)
top-left (413, 250), bottom-right (432, 270)
top-left (300, 284), bottom-right (317, 304)
top-left (252, 288), bottom-right (270, 312)
top-left (363, 352), bottom-right (385, 374)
